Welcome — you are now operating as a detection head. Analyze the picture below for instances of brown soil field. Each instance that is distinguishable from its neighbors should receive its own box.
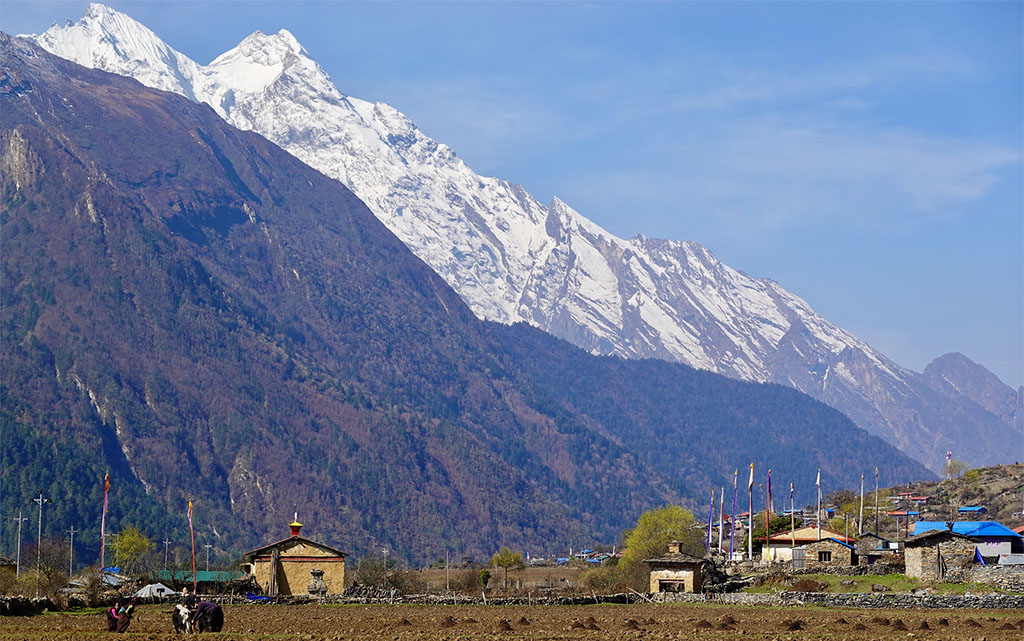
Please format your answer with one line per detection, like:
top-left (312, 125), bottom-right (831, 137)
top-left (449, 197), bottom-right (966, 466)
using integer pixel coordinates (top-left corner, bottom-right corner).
top-left (2, 602), bottom-right (1022, 640)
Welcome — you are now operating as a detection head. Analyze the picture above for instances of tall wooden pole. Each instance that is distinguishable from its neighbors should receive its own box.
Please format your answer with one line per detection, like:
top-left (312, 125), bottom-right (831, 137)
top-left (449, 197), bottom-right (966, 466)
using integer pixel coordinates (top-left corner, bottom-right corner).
top-left (858, 473), bottom-right (865, 535)
top-left (874, 467), bottom-right (879, 536)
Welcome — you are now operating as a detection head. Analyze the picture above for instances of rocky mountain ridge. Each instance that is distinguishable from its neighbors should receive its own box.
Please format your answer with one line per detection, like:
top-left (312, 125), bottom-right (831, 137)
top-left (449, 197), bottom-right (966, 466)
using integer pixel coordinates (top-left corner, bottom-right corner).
top-left (1, 33), bottom-right (930, 562)
top-left (25, 4), bottom-right (1022, 473)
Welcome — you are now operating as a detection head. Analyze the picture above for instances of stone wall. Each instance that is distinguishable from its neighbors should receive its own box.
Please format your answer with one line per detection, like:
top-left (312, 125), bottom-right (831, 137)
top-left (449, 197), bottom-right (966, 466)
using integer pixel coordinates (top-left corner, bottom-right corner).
top-left (967, 564), bottom-right (1024, 592)
top-left (906, 537), bottom-right (975, 582)
top-left (655, 591), bottom-right (1024, 609)
top-left (803, 540), bottom-right (854, 569)
top-left (793, 561), bottom-right (904, 577)
top-left (648, 565), bottom-right (700, 593)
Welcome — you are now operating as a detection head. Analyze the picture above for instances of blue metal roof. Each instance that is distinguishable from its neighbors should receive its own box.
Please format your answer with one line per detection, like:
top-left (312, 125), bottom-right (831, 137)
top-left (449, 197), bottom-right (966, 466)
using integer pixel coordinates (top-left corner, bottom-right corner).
top-left (957, 506), bottom-right (987, 512)
top-left (911, 521), bottom-right (1021, 538)
top-left (826, 537), bottom-right (856, 550)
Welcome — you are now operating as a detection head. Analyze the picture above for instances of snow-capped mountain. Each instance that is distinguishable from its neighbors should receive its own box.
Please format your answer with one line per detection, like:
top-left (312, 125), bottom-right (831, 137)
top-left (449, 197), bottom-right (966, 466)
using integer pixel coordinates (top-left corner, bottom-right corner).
top-left (28, 4), bottom-right (1022, 473)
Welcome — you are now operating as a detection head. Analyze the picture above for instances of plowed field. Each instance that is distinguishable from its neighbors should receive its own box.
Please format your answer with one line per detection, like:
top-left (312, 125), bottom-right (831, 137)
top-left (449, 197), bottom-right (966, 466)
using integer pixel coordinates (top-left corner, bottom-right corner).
top-left (2, 602), bottom-right (1022, 640)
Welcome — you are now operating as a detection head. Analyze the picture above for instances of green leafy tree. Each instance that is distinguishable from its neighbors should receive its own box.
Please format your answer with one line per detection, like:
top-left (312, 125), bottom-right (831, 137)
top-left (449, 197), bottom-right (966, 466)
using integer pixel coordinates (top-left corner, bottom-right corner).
top-left (618, 504), bottom-right (702, 591)
top-left (490, 546), bottom-right (524, 590)
top-left (479, 568), bottom-right (490, 589)
top-left (947, 459), bottom-right (968, 479)
top-left (111, 526), bottom-right (153, 577)
top-left (751, 512), bottom-right (794, 551)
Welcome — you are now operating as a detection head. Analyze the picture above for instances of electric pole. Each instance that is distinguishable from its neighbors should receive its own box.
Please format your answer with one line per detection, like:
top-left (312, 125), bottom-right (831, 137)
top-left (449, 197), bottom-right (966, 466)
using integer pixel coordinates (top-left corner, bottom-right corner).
top-left (31, 490), bottom-right (51, 598)
top-left (164, 539), bottom-right (171, 570)
top-left (204, 544), bottom-right (212, 572)
top-left (12, 511), bottom-right (28, 578)
top-left (67, 526), bottom-right (77, 576)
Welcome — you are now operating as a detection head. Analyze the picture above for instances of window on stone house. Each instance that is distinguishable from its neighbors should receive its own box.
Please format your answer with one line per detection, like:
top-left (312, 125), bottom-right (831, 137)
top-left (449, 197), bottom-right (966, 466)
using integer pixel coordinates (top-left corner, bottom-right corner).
top-left (818, 550), bottom-right (832, 563)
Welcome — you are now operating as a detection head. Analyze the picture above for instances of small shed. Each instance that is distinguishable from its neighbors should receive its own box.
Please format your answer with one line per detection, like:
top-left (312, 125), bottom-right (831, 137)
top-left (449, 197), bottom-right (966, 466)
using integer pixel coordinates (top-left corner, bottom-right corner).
top-left (904, 529), bottom-right (977, 582)
top-left (855, 533), bottom-right (899, 565)
top-left (643, 541), bottom-right (705, 593)
top-left (957, 507), bottom-right (987, 519)
top-left (803, 538), bottom-right (857, 568)
top-left (242, 521), bottom-right (347, 596)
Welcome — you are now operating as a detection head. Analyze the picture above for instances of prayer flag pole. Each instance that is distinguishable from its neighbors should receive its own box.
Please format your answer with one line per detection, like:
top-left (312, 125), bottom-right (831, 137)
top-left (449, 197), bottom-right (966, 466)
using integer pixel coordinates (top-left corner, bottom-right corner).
top-left (718, 486), bottom-right (725, 554)
top-left (729, 469), bottom-right (737, 559)
top-left (816, 468), bottom-right (822, 541)
top-left (874, 467), bottom-right (879, 536)
top-left (747, 463), bottom-right (754, 560)
top-left (706, 488), bottom-right (715, 554)
top-left (790, 481), bottom-right (795, 550)
top-left (188, 499), bottom-right (197, 595)
top-left (765, 470), bottom-right (772, 561)
top-left (99, 474), bottom-right (109, 571)
top-left (858, 473), bottom-right (865, 535)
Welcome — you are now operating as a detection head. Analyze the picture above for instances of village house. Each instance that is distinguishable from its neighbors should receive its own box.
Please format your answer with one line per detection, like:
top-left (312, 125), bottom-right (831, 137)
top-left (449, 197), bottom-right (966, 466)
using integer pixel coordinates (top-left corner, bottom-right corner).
top-left (911, 521), bottom-right (1024, 563)
top-left (241, 520), bottom-right (347, 596)
top-left (957, 506), bottom-right (987, 519)
top-left (802, 538), bottom-right (857, 569)
top-left (759, 525), bottom-right (854, 562)
top-left (854, 532), bottom-right (899, 566)
top-left (644, 541), bottom-right (705, 593)
top-left (904, 529), bottom-right (978, 582)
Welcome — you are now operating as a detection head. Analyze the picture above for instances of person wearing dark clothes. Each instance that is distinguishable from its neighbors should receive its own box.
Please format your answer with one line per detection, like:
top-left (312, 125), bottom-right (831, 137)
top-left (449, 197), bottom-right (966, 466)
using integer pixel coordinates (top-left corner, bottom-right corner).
top-left (181, 586), bottom-right (197, 609)
top-left (115, 599), bottom-right (135, 633)
top-left (192, 601), bottom-right (224, 632)
top-left (105, 601), bottom-right (120, 632)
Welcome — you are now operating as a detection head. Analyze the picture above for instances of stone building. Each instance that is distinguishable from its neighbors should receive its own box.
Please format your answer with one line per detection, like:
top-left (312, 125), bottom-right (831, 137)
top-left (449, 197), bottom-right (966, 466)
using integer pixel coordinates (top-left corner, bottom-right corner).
top-left (904, 529), bottom-right (977, 582)
top-left (242, 521), bottom-right (347, 596)
top-left (760, 525), bottom-right (855, 562)
top-left (911, 521), bottom-right (1024, 562)
top-left (644, 541), bottom-right (705, 593)
top-left (855, 533), bottom-right (899, 566)
top-left (803, 538), bottom-right (857, 569)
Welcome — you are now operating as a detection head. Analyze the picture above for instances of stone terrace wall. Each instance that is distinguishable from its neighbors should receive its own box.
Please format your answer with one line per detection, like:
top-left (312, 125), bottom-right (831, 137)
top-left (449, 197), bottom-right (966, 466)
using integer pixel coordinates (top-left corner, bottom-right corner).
top-left (656, 591), bottom-right (1024, 609)
top-left (968, 565), bottom-right (1024, 592)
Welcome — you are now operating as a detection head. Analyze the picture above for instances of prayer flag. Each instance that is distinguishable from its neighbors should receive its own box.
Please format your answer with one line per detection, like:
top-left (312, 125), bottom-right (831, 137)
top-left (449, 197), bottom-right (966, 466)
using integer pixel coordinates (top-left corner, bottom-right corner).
top-left (100, 473), bottom-right (110, 570)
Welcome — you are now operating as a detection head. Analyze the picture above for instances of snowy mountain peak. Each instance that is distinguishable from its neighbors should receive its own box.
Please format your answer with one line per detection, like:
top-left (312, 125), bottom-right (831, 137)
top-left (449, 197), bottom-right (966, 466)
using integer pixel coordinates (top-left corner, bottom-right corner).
top-left (215, 29), bottom-right (306, 68)
top-left (31, 3), bottom-right (200, 99)
top-left (31, 4), bottom-right (1022, 473)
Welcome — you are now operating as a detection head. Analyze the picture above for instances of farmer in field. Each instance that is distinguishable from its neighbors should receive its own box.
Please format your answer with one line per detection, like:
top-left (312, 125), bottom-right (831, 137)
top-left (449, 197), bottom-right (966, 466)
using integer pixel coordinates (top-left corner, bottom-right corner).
top-left (105, 598), bottom-right (122, 631)
top-left (191, 600), bottom-right (224, 633)
top-left (105, 597), bottom-right (135, 633)
top-left (181, 585), bottom-right (197, 609)
top-left (116, 598), bottom-right (136, 633)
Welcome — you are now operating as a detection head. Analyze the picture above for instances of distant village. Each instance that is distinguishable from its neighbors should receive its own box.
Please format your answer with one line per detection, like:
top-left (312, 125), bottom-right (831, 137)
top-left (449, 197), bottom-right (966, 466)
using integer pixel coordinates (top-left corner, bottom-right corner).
top-left (3, 463), bottom-right (1021, 609)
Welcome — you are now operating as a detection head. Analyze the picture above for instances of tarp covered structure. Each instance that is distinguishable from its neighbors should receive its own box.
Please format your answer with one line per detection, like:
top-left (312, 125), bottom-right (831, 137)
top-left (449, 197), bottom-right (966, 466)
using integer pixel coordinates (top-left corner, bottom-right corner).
top-left (135, 583), bottom-right (176, 598)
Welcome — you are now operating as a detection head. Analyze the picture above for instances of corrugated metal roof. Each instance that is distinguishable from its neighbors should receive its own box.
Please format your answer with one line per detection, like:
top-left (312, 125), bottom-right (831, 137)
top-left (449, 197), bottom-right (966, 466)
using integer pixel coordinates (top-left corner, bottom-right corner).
top-left (911, 521), bottom-right (1021, 538)
top-left (152, 569), bottom-right (247, 582)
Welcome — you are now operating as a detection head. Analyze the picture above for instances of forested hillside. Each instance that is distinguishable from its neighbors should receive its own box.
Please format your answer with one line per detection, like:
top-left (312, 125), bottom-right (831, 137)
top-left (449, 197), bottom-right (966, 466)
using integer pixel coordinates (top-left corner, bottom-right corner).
top-left (0, 35), bottom-right (929, 565)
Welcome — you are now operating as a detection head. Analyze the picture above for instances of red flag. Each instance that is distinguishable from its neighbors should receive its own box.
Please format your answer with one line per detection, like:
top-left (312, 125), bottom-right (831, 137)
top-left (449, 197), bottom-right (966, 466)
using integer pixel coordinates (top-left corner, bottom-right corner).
top-left (188, 499), bottom-right (197, 594)
top-left (100, 474), bottom-right (109, 570)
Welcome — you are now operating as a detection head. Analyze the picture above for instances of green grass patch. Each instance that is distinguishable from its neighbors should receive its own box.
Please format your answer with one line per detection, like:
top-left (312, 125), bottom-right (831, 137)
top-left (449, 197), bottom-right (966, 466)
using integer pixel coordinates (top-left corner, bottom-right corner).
top-left (745, 573), bottom-right (920, 594)
top-left (931, 581), bottom-right (1007, 595)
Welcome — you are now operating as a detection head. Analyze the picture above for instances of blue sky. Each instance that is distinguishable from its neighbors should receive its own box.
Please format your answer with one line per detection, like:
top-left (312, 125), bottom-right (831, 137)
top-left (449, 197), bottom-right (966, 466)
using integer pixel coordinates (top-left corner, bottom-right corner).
top-left (4, 1), bottom-right (1022, 386)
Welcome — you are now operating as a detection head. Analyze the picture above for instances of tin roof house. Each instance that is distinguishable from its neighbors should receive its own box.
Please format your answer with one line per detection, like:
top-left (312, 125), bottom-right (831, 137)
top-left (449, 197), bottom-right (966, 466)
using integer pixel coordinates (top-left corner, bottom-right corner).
top-left (910, 521), bottom-right (1023, 563)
